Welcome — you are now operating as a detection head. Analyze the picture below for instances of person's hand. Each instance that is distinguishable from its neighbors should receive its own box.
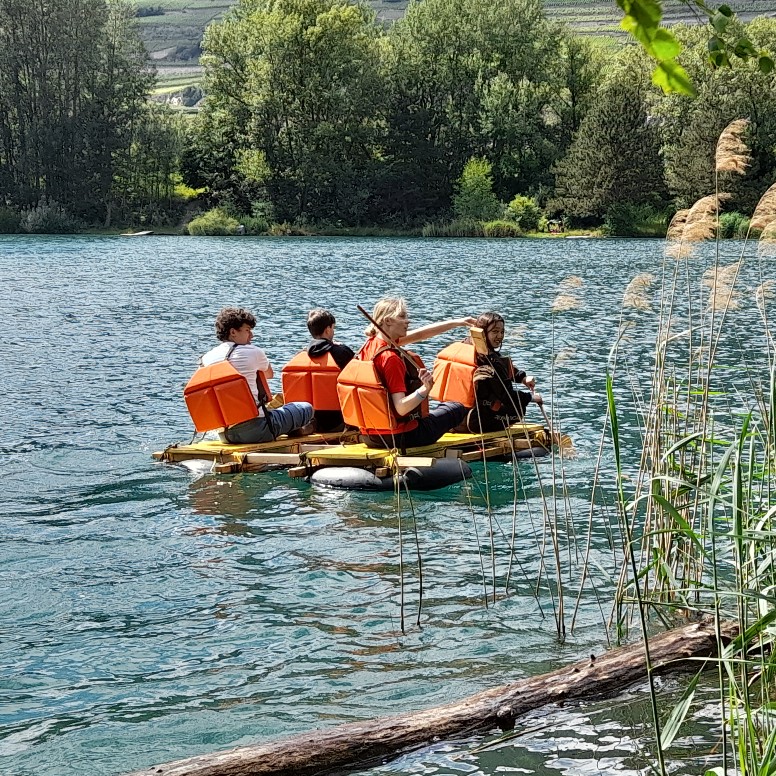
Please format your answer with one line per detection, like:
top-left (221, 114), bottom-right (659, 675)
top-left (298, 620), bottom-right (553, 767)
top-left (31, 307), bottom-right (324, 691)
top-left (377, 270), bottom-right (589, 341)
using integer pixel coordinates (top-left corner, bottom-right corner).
top-left (524, 375), bottom-right (536, 391)
top-left (461, 316), bottom-right (478, 327)
top-left (419, 367), bottom-right (434, 391)
top-left (534, 392), bottom-right (543, 407)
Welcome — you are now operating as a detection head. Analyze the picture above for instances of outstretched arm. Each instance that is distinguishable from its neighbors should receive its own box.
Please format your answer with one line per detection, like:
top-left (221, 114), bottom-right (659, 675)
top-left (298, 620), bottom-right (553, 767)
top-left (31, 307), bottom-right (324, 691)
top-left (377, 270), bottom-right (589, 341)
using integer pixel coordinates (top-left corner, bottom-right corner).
top-left (399, 316), bottom-right (477, 346)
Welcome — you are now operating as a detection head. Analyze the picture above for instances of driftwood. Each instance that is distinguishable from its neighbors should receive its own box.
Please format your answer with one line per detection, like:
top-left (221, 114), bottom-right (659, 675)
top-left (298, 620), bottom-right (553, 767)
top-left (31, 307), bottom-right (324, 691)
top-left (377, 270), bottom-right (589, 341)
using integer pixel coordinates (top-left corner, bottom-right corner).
top-left (130, 619), bottom-right (738, 776)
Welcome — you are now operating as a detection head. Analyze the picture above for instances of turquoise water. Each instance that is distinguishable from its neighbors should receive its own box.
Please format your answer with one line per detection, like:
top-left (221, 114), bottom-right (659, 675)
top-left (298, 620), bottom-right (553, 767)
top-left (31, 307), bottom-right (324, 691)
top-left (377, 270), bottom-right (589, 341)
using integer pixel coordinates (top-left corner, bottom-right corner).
top-left (0, 236), bottom-right (770, 775)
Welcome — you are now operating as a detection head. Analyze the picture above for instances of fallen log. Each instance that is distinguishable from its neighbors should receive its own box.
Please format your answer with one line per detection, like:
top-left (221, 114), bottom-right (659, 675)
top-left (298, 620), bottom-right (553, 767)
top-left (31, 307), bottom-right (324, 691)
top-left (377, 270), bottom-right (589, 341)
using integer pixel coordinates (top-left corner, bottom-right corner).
top-left (129, 619), bottom-right (738, 776)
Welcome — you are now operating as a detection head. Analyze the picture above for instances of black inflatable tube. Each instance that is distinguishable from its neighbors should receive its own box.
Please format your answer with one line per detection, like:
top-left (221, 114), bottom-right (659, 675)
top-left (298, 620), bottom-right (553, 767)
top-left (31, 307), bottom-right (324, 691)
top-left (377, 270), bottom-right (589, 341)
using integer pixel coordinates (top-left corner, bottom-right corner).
top-left (310, 457), bottom-right (473, 491)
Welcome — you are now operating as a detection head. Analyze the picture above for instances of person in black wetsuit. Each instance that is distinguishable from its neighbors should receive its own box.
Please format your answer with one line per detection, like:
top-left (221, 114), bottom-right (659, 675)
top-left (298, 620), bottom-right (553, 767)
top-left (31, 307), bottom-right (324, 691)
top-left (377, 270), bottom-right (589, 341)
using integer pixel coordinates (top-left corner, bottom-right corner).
top-left (306, 309), bottom-right (355, 431)
top-left (467, 311), bottom-right (543, 433)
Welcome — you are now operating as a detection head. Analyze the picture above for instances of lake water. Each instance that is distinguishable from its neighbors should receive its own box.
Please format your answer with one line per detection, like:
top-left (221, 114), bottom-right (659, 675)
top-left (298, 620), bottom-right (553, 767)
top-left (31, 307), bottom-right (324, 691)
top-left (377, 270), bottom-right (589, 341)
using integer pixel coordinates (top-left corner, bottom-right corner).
top-left (0, 235), bottom-right (771, 776)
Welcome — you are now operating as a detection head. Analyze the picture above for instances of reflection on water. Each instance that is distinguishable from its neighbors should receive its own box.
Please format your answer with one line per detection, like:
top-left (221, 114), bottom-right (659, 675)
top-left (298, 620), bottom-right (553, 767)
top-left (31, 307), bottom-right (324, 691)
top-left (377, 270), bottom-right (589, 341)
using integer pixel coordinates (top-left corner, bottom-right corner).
top-left (0, 236), bottom-right (767, 775)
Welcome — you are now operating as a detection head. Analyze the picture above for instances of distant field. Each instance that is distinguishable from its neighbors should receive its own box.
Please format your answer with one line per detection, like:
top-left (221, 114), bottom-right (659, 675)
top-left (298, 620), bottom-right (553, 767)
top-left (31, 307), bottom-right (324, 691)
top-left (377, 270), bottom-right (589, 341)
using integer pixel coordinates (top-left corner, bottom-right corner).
top-left (144, 0), bottom-right (776, 91)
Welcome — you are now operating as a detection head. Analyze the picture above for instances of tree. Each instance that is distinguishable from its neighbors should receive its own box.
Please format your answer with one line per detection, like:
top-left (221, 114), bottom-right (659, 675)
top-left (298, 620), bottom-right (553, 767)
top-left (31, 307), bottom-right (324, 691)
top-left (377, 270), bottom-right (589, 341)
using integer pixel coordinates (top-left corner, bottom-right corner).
top-left (656, 22), bottom-right (776, 213)
top-left (453, 157), bottom-right (502, 221)
top-left (378, 0), bottom-right (572, 218)
top-left (549, 61), bottom-right (668, 222)
top-left (201, 0), bottom-right (386, 223)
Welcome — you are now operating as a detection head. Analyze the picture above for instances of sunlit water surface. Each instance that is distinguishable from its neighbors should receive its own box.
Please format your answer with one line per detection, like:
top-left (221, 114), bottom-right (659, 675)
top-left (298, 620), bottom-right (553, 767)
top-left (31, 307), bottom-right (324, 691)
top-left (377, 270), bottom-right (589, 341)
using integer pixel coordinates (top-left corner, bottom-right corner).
top-left (0, 236), bottom-right (771, 775)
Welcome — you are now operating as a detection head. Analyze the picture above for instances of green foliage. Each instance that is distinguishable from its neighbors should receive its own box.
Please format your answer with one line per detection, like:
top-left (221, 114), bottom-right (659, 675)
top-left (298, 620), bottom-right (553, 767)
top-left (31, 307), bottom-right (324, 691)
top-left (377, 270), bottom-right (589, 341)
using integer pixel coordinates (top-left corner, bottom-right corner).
top-left (0, 0), bottom-right (154, 222)
top-left (656, 22), bottom-right (776, 215)
top-left (0, 207), bottom-right (20, 234)
top-left (19, 198), bottom-right (80, 234)
top-left (616, 0), bottom-right (693, 94)
top-left (239, 215), bottom-right (269, 235)
top-left (186, 207), bottom-right (240, 235)
top-left (718, 211), bottom-right (750, 238)
top-left (602, 203), bottom-right (669, 237)
top-left (173, 176), bottom-right (204, 201)
top-left (483, 219), bottom-right (523, 237)
top-left (201, 0), bottom-right (385, 223)
top-left (453, 158), bottom-right (502, 222)
top-left (421, 219), bottom-right (485, 237)
top-left (549, 59), bottom-right (668, 222)
top-left (506, 194), bottom-right (541, 231)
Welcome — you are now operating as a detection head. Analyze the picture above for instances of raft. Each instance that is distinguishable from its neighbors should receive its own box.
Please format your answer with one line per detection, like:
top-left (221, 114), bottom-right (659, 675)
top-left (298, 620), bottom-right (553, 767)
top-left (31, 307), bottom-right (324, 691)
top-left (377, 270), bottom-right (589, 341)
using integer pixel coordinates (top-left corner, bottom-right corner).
top-left (153, 422), bottom-right (555, 490)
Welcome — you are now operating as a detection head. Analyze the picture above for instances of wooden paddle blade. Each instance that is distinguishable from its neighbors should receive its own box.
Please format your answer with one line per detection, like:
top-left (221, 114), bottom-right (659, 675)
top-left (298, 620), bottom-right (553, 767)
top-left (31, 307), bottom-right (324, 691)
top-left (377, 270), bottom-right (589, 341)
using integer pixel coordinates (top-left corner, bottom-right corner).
top-left (469, 327), bottom-right (489, 355)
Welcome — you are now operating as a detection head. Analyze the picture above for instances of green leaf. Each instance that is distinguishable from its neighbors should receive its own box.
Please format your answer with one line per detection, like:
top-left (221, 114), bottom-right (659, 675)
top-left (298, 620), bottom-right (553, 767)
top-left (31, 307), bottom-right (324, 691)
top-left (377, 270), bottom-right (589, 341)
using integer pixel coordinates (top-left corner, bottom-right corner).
top-left (660, 670), bottom-right (700, 750)
top-left (733, 37), bottom-right (757, 59)
top-left (710, 12), bottom-right (730, 34)
top-left (717, 4), bottom-right (733, 16)
top-left (652, 60), bottom-right (696, 96)
top-left (760, 55), bottom-right (775, 74)
top-left (651, 28), bottom-right (681, 60)
top-left (708, 35), bottom-right (723, 52)
top-left (708, 49), bottom-right (729, 69)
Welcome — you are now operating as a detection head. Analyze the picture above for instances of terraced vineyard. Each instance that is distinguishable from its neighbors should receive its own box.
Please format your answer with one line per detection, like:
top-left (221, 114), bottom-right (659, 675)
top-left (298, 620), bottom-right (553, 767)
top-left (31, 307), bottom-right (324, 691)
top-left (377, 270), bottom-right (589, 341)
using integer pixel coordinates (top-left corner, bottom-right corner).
top-left (146, 0), bottom-right (776, 92)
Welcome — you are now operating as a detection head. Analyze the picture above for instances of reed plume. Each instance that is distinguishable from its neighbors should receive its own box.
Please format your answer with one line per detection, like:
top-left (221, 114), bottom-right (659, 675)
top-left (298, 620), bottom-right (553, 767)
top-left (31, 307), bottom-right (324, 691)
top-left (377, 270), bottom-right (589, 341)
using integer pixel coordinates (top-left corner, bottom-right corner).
top-left (553, 346), bottom-right (576, 365)
top-left (686, 193), bottom-right (730, 229)
top-left (702, 261), bottom-right (741, 288)
top-left (559, 276), bottom-right (584, 290)
top-left (755, 280), bottom-right (776, 314)
top-left (551, 294), bottom-right (581, 312)
top-left (750, 183), bottom-right (776, 231)
top-left (703, 260), bottom-right (741, 311)
top-left (666, 209), bottom-right (689, 241)
top-left (664, 196), bottom-right (730, 257)
top-left (623, 273), bottom-right (656, 310)
top-left (665, 241), bottom-right (695, 259)
top-left (758, 219), bottom-right (776, 257)
top-left (715, 118), bottom-right (751, 174)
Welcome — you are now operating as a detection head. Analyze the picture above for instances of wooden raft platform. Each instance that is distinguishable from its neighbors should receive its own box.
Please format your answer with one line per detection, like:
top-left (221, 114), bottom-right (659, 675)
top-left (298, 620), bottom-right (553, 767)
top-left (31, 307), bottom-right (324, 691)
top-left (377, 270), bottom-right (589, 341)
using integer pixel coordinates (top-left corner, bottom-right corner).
top-left (153, 423), bottom-right (554, 476)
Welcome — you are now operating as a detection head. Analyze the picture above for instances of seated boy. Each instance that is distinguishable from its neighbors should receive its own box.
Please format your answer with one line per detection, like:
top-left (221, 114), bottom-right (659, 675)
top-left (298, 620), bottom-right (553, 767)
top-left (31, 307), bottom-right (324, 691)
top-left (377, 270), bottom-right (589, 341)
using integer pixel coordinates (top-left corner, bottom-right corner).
top-left (303, 309), bottom-right (355, 432)
top-left (201, 307), bottom-right (314, 444)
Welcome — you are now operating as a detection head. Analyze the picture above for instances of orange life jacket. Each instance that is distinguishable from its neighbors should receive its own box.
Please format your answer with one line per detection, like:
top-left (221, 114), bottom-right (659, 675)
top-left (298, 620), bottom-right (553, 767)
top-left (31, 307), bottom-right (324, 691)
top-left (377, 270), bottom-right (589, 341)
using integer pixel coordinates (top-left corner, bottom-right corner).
top-left (184, 351), bottom-right (272, 433)
top-left (429, 341), bottom-right (478, 407)
top-left (336, 345), bottom-right (428, 434)
top-left (281, 351), bottom-right (342, 411)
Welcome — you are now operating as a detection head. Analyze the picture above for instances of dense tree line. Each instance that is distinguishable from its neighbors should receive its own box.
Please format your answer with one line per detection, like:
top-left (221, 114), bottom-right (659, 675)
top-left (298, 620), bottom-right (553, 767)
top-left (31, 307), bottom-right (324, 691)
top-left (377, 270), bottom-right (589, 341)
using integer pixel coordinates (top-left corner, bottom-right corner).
top-left (0, 0), bottom-right (182, 228)
top-left (185, 0), bottom-right (776, 232)
top-left (1, 0), bottom-right (775, 233)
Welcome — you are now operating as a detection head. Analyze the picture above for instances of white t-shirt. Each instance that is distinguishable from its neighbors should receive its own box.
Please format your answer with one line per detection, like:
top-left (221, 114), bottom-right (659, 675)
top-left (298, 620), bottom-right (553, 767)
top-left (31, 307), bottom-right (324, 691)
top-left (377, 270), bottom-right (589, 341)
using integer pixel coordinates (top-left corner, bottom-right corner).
top-left (201, 342), bottom-right (270, 416)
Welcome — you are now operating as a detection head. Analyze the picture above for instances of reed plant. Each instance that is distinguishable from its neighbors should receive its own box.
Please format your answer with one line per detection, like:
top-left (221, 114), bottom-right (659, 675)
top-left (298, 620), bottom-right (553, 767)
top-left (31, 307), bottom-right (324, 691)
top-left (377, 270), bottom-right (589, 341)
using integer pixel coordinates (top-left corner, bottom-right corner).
top-left (604, 117), bottom-right (776, 774)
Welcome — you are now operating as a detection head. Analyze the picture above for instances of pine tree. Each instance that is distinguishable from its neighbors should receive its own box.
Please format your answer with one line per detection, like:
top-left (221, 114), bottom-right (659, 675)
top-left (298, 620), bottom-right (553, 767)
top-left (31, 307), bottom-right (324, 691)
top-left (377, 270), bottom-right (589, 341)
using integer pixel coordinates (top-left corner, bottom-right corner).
top-left (549, 67), bottom-right (667, 222)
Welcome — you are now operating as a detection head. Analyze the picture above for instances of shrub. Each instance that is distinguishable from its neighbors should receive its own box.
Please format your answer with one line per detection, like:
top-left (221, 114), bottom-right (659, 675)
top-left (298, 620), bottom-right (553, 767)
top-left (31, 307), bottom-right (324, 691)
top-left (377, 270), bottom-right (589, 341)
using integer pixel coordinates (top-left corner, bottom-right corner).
top-left (240, 215), bottom-right (269, 235)
top-left (452, 158), bottom-right (502, 222)
top-left (602, 203), bottom-right (668, 237)
top-left (537, 215), bottom-right (550, 233)
top-left (20, 198), bottom-right (80, 234)
top-left (421, 219), bottom-right (485, 237)
top-left (0, 207), bottom-right (20, 233)
top-left (483, 220), bottom-right (522, 238)
top-left (187, 207), bottom-right (240, 236)
top-left (506, 195), bottom-right (541, 231)
top-left (719, 211), bottom-right (750, 239)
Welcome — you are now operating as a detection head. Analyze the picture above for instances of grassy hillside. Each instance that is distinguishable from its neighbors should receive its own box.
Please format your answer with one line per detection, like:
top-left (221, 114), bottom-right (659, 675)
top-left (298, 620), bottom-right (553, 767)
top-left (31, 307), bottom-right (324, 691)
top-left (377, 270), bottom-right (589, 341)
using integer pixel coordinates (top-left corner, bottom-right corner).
top-left (145, 0), bottom-right (776, 91)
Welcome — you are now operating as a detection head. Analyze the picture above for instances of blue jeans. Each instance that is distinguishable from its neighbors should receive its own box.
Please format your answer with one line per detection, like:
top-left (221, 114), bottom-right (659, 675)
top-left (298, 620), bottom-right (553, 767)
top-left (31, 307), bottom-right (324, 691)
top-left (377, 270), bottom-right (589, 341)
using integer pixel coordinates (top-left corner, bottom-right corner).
top-left (363, 402), bottom-right (467, 450)
top-left (224, 402), bottom-right (313, 444)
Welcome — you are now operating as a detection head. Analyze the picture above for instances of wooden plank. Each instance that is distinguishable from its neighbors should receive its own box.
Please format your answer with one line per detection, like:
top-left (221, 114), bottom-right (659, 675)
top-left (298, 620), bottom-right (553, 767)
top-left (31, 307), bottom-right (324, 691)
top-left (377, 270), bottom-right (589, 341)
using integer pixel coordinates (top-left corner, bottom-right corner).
top-left (396, 456), bottom-right (436, 468)
top-left (243, 453), bottom-right (302, 465)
